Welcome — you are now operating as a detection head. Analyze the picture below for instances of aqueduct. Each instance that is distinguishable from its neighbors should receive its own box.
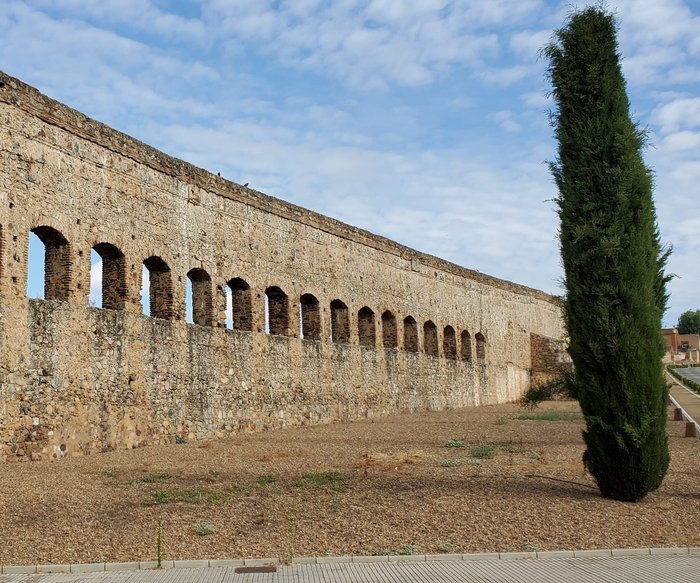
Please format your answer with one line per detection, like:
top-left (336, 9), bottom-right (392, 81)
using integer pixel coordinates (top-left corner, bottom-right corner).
top-left (0, 72), bottom-right (566, 462)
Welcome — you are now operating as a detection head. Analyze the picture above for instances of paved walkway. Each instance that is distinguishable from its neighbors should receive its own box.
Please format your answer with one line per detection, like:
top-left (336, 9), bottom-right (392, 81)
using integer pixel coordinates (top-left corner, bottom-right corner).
top-left (2, 555), bottom-right (700, 583)
top-left (667, 369), bottom-right (700, 433)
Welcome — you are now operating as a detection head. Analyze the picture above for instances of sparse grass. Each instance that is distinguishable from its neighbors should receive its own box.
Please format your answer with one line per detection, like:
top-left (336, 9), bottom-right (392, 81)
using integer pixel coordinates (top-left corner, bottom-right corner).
top-left (151, 487), bottom-right (230, 505)
top-left (192, 521), bottom-right (217, 536)
top-left (128, 473), bottom-right (172, 485)
top-left (255, 475), bottom-right (276, 486)
top-left (516, 411), bottom-right (583, 422)
top-left (291, 471), bottom-right (347, 492)
top-left (442, 439), bottom-right (465, 448)
top-left (495, 416), bottom-right (510, 425)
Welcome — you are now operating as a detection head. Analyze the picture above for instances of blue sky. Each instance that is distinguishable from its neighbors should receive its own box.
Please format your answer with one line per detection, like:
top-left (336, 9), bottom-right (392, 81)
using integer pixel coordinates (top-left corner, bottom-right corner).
top-left (4, 0), bottom-right (699, 327)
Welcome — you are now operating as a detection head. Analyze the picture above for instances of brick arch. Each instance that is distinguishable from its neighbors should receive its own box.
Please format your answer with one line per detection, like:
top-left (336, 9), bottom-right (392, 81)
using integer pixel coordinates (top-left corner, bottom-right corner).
top-left (143, 255), bottom-right (174, 320)
top-left (265, 286), bottom-right (289, 336)
top-left (443, 325), bottom-right (457, 359)
top-left (187, 268), bottom-right (213, 326)
top-left (92, 242), bottom-right (127, 310)
top-left (330, 299), bottom-right (349, 343)
top-left (300, 293), bottom-right (321, 340)
top-left (227, 277), bottom-right (252, 331)
top-left (403, 316), bottom-right (419, 352)
top-left (423, 320), bottom-right (438, 357)
top-left (358, 306), bottom-right (376, 347)
top-left (30, 225), bottom-right (72, 301)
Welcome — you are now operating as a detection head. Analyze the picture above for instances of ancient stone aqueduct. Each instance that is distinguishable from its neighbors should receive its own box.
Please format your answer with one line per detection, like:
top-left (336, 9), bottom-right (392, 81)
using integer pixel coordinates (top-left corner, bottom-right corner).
top-left (0, 72), bottom-right (566, 462)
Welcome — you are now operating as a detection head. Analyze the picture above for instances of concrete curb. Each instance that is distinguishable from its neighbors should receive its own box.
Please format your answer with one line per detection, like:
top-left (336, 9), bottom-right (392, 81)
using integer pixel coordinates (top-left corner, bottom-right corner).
top-left (2, 547), bottom-right (697, 574)
top-left (666, 371), bottom-right (700, 435)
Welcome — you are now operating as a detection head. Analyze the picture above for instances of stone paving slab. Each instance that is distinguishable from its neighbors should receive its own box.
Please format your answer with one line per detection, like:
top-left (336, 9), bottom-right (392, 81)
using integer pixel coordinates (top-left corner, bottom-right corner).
top-left (1, 554), bottom-right (699, 582)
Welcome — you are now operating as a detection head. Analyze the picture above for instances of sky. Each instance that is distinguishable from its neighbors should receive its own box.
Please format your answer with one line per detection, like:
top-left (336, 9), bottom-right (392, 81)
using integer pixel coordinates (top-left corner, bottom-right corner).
top-left (5, 0), bottom-right (699, 327)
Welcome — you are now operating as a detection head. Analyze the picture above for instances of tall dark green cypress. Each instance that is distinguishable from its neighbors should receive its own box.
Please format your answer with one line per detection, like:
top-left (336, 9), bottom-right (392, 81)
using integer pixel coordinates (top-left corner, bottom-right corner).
top-left (545, 7), bottom-right (671, 501)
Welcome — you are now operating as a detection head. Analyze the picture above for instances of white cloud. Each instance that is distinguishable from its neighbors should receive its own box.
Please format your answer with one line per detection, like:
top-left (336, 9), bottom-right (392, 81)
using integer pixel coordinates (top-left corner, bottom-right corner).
top-left (652, 97), bottom-right (700, 133)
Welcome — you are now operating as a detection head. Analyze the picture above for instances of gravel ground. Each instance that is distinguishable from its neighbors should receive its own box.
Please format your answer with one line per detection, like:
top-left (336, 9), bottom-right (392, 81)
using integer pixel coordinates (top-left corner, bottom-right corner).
top-left (0, 400), bottom-right (698, 566)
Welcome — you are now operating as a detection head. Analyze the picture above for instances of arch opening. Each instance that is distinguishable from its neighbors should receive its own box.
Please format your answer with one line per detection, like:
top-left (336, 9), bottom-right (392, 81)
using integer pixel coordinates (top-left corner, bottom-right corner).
top-left (403, 316), bottom-right (419, 352)
top-left (187, 268), bottom-right (213, 326)
top-left (330, 299), bottom-right (349, 343)
top-left (423, 320), bottom-right (438, 357)
top-left (443, 325), bottom-right (457, 359)
top-left (461, 330), bottom-right (472, 361)
top-left (381, 310), bottom-right (397, 348)
top-left (358, 306), bottom-right (376, 347)
top-left (476, 332), bottom-right (486, 360)
top-left (300, 293), bottom-right (321, 340)
top-left (91, 242), bottom-right (126, 310)
top-left (28, 226), bottom-right (71, 301)
top-left (265, 286), bottom-right (289, 336)
top-left (227, 277), bottom-right (252, 331)
top-left (142, 256), bottom-right (173, 319)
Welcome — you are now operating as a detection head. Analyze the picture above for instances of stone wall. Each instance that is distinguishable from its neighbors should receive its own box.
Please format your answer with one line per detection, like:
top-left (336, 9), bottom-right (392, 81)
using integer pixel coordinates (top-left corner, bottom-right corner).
top-left (529, 333), bottom-right (569, 386)
top-left (0, 71), bottom-right (566, 462)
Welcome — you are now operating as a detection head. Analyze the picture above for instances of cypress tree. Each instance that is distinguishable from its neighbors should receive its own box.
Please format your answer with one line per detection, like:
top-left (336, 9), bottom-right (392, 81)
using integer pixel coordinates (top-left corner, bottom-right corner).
top-left (544, 7), bottom-right (671, 501)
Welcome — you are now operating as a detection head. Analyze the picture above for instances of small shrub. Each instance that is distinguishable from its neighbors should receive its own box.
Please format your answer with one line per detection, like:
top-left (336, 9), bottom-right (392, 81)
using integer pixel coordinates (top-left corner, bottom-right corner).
top-left (152, 490), bottom-right (172, 504)
top-left (440, 459), bottom-right (462, 468)
top-left (193, 521), bottom-right (217, 536)
top-left (256, 475), bottom-right (275, 486)
top-left (400, 543), bottom-right (421, 556)
top-left (443, 439), bottom-right (465, 449)
top-left (175, 435), bottom-right (188, 444)
top-left (470, 444), bottom-right (496, 459)
top-left (436, 541), bottom-right (453, 554)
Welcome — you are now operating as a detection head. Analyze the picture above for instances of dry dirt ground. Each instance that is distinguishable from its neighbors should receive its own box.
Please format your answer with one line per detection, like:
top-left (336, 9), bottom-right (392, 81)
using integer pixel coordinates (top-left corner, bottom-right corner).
top-left (1, 400), bottom-right (699, 566)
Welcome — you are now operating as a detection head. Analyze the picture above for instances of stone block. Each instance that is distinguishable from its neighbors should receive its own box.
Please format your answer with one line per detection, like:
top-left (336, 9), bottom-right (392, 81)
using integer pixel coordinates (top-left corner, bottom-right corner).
top-left (574, 549), bottom-right (613, 558)
top-left (71, 563), bottom-right (106, 573)
top-left (37, 564), bottom-right (70, 573)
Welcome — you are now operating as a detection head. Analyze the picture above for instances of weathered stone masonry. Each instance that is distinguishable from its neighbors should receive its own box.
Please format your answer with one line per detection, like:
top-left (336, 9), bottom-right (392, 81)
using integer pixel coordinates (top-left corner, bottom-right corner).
top-left (0, 72), bottom-right (566, 462)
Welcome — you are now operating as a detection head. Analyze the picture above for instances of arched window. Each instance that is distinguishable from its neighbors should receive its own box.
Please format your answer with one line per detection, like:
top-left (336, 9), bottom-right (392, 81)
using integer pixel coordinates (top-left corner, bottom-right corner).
top-left (330, 299), bottom-right (349, 343)
top-left (142, 256), bottom-right (173, 320)
top-left (461, 330), bottom-right (472, 362)
top-left (443, 326), bottom-right (457, 359)
top-left (423, 320), bottom-right (438, 357)
top-left (358, 306), bottom-right (376, 347)
top-left (403, 316), bottom-right (419, 352)
top-left (476, 332), bottom-right (486, 360)
top-left (186, 268), bottom-right (213, 326)
top-left (265, 286), bottom-right (289, 336)
top-left (382, 310), bottom-right (397, 348)
top-left (91, 242), bottom-right (126, 310)
top-left (28, 226), bottom-right (72, 300)
top-left (227, 277), bottom-right (252, 331)
top-left (300, 293), bottom-right (321, 340)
